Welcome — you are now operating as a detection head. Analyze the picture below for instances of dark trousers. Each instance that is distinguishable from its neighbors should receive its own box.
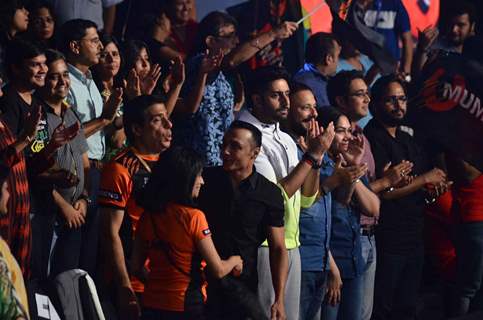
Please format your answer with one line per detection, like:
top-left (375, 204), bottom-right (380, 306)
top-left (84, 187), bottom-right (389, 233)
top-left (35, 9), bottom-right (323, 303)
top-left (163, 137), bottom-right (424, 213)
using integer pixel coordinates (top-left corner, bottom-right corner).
top-left (450, 222), bottom-right (483, 316)
top-left (372, 249), bottom-right (424, 320)
top-left (80, 166), bottom-right (101, 277)
top-left (299, 271), bottom-right (327, 320)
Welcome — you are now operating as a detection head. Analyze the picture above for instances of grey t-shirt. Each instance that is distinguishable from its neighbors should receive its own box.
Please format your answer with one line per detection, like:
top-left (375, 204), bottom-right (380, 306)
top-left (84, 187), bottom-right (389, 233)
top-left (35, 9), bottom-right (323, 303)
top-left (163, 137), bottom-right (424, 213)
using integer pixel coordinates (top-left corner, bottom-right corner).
top-left (45, 104), bottom-right (89, 203)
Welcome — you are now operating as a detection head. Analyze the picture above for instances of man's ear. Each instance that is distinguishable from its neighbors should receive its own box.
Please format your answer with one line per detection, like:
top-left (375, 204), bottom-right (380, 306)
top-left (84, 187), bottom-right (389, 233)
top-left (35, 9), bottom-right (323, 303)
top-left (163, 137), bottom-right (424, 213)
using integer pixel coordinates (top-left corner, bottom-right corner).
top-left (132, 123), bottom-right (142, 140)
top-left (69, 40), bottom-right (80, 55)
top-left (251, 94), bottom-right (262, 107)
top-left (324, 53), bottom-right (333, 66)
top-left (205, 36), bottom-right (216, 49)
top-left (251, 146), bottom-right (260, 159)
top-left (470, 22), bottom-right (476, 36)
top-left (335, 96), bottom-right (347, 110)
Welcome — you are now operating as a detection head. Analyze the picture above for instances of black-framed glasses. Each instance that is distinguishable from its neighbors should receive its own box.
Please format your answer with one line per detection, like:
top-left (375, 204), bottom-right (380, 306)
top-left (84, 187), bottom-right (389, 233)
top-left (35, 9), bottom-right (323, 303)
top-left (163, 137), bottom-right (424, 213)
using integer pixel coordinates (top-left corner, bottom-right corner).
top-left (384, 95), bottom-right (407, 105)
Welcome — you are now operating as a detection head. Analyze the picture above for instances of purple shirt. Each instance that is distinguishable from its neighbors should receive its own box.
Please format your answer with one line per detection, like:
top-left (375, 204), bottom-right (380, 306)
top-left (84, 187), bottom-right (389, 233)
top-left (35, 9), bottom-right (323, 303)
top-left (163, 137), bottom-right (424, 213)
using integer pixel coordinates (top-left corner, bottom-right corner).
top-left (355, 125), bottom-right (377, 226)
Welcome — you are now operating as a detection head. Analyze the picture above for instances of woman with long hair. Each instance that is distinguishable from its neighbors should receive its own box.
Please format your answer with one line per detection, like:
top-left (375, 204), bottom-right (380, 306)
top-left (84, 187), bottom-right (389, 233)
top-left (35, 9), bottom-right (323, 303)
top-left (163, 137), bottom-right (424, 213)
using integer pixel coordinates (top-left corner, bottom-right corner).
top-left (27, 1), bottom-right (56, 47)
top-left (132, 146), bottom-right (243, 320)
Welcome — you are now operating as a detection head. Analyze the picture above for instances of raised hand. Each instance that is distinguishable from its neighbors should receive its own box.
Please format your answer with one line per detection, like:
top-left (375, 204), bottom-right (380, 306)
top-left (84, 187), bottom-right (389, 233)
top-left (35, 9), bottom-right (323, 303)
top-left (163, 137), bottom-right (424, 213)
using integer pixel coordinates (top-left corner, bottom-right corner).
top-left (272, 21), bottom-right (298, 40)
top-left (102, 87), bottom-right (123, 121)
top-left (199, 48), bottom-right (223, 74)
top-left (306, 119), bottom-right (335, 160)
top-left (343, 134), bottom-right (364, 165)
top-left (382, 160), bottom-right (414, 187)
top-left (141, 63), bottom-right (162, 95)
top-left (125, 69), bottom-right (141, 99)
top-left (333, 154), bottom-right (368, 185)
top-left (418, 27), bottom-right (439, 52)
top-left (20, 104), bottom-right (42, 142)
top-left (170, 56), bottom-right (185, 87)
top-left (47, 121), bottom-right (81, 152)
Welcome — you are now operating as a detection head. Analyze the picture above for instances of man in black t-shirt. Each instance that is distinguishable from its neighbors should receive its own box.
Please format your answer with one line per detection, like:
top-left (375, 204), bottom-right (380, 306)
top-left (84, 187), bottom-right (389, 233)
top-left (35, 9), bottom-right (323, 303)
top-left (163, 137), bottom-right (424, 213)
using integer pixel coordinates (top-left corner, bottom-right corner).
top-left (364, 75), bottom-right (448, 320)
top-left (198, 121), bottom-right (287, 320)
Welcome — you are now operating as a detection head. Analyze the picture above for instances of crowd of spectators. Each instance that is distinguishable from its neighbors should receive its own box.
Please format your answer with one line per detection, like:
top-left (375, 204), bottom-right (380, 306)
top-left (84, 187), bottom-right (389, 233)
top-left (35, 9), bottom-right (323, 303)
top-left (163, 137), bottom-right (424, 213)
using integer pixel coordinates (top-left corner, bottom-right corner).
top-left (0, 0), bottom-right (481, 320)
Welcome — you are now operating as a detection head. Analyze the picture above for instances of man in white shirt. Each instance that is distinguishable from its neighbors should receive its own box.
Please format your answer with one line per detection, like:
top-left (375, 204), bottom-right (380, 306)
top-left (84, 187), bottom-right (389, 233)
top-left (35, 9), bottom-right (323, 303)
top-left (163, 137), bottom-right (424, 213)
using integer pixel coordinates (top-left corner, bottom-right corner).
top-left (238, 66), bottom-right (334, 320)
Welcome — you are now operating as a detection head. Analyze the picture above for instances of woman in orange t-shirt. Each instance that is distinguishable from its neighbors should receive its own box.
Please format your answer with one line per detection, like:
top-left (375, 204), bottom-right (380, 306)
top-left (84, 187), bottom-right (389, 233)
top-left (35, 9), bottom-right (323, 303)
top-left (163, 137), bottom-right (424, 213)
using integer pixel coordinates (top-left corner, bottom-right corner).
top-left (132, 146), bottom-right (243, 320)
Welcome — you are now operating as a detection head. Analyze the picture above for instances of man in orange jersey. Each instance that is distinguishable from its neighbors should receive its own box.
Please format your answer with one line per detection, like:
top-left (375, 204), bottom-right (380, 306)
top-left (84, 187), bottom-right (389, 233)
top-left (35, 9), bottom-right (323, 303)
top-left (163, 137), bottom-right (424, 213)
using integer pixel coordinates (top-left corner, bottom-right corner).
top-left (97, 95), bottom-right (172, 320)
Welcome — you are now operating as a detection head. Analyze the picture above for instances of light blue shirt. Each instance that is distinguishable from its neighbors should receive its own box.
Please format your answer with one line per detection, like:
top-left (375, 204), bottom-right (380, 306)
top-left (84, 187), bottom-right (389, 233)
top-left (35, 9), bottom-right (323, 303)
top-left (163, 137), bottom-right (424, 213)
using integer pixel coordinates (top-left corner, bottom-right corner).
top-left (67, 64), bottom-right (105, 160)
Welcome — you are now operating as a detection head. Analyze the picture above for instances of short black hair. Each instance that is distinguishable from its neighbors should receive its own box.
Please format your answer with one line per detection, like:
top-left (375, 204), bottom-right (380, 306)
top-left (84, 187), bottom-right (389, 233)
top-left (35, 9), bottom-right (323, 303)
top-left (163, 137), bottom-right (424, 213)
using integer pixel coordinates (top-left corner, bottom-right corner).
top-left (5, 39), bottom-right (45, 78)
top-left (327, 70), bottom-right (365, 107)
top-left (138, 146), bottom-right (204, 212)
top-left (369, 74), bottom-right (406, 116)
top-left (123, 95), bottom-right (165, 145)
top-left (227, 120), bottom-right (262, 148)
top-left (192, 11), bottom-right (237, 54)
top-left (305, 32), bottom-right (338, 66)
top-left (57, 19), bottom-right (98, 55)
top-left (44, 49), bottom-right (65, 65)
top-left (290, 82), bottom-right (314, 97)
top-left (445, 1), bottom-right (477, 26)
top-left (317, 106), bottom-right (348, 130)
top-left (248, 65), bottom-right (290, 97)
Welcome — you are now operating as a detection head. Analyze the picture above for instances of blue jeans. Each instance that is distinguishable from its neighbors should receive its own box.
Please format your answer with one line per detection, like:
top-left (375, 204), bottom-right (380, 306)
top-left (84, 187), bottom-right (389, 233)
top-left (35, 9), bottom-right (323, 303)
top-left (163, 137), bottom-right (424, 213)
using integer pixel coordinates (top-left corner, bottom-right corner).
top-left (322, 275), bottom-right (363, 320)
top-left (360, 235), bottom-right (376, 320)
top-left (450, 222), bottom-right (483, 316)
top-left (372, 250), bottom-right (423, 320)
top-left (299, 271), bottom-right (327, 320)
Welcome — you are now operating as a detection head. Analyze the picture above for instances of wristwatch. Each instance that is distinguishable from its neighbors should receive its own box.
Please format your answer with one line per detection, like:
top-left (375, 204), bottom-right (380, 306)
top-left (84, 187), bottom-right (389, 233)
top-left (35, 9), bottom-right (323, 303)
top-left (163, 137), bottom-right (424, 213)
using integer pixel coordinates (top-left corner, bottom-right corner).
top-left (78, 194), bottom-right (92, 206)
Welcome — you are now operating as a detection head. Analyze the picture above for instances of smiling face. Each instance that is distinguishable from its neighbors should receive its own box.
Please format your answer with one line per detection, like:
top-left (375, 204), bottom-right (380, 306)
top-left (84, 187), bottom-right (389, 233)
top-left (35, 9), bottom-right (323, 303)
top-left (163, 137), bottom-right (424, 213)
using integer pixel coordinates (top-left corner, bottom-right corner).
top-left (43, 58), bottom-right (70, 101)
top-left (338, 78), bottom-right (370, 122)
top-left (331, 115), bottom-right (352, 154)
top-left (289, 89), bottom-right (318, 135)
top-left (14, 54), bottom-right (48, 89)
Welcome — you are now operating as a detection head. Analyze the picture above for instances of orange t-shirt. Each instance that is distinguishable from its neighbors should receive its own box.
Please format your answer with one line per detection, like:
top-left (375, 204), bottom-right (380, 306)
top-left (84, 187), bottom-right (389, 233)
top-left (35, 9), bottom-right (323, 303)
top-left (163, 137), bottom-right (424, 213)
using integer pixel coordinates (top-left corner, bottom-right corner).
top-left (137, 203), bottom-right (211, 312)
top-left (454, 174), bottom-right (483, 223)
top-left (98, 147), bottom-right (158, 292)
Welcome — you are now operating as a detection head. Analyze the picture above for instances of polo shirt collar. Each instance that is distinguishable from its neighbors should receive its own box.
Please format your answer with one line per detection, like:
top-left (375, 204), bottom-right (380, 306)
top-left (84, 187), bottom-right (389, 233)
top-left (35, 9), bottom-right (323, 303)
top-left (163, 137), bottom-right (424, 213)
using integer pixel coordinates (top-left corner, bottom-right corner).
top-left (68, 63), bottom-right (93, 84)
top-left (239, 168), bottom-right (258, 190)
top-left (304, 63), bottom-right (328, 81)
top-left (240, 110), bottom-right (280, 135)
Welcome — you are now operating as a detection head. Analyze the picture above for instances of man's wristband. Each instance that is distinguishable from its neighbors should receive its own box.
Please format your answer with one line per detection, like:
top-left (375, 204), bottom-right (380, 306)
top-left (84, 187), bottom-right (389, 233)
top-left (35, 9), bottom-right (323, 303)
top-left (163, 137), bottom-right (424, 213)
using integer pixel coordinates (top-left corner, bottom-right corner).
top-left (78, 194), bottom-right (92, 205)
top-left (302, 153), bottom-right (323, 170)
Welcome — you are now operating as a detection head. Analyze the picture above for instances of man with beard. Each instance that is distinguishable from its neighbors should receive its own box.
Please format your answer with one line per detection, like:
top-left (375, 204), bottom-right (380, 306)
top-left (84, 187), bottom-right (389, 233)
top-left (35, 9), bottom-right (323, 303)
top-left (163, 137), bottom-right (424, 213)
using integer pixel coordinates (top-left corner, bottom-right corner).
top-left (363, 75), bottom-right (448, 320)
top-left (283, 83), bottom-right (364, 319)
top-left (327, 70), bottom-right (414, 320)
top-left (238, 66), bottom-right (334, 319)
top-left (413, 1), bottom-right (476, 77)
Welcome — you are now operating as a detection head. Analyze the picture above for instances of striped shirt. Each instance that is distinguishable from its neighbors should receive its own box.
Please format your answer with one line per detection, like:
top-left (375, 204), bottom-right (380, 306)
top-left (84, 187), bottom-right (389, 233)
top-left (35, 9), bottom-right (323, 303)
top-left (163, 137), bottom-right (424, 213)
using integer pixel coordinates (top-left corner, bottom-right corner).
top-left (0, 119), bottom-right (31, 277)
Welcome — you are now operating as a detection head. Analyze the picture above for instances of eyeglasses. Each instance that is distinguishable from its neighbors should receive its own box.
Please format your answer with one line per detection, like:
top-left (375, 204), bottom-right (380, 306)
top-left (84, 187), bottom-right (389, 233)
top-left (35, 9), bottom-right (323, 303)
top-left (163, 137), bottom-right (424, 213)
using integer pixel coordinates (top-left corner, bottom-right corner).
top-left (384, 95), bottom-right (407, 105)
top-left (349, 91), bottom-right (371, 99)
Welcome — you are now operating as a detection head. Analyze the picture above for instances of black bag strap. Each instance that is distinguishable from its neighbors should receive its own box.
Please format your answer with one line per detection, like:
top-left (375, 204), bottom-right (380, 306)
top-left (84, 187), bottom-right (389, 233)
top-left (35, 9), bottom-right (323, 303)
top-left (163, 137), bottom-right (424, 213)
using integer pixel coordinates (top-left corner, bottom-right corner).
top-left (148, 212), bottom-right (191, 278)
